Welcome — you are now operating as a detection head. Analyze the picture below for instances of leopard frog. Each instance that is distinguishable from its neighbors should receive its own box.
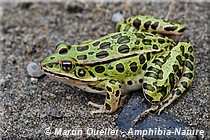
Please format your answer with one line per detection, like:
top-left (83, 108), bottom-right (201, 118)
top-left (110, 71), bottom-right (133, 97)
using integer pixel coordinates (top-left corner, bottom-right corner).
top-left (40, 15), bottom-right (194, 125)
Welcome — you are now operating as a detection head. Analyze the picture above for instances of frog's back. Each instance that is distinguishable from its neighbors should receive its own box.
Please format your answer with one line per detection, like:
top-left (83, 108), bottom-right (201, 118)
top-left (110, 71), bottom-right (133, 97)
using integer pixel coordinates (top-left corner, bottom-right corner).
top-left (63, 32), bottom-right (174, 65)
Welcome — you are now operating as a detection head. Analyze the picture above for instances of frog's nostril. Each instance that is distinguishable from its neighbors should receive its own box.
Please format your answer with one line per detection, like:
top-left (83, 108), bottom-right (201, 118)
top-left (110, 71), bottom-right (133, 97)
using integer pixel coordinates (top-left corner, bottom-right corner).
top-left (50, 56), bottom-right (56, 60)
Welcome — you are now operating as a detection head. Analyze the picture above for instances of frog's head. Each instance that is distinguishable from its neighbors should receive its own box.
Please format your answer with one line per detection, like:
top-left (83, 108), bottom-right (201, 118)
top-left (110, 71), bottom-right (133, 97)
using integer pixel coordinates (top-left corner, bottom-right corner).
top-left (40, 43), bottom-right (98, 85)
top-left (40, 45), bottom-right (74, 81)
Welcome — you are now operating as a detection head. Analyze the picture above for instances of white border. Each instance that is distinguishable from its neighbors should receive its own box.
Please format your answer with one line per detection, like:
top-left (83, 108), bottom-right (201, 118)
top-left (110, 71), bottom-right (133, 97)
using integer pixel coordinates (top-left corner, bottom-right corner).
top-left (0, 0), bottom-right (209, 3)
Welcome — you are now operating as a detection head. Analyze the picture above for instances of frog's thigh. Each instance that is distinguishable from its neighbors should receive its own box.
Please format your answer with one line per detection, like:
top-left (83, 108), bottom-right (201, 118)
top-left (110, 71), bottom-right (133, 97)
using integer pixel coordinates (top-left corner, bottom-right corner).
top-left (88, 79), bottom-right (122, 114)
top-left (158, 43), bottom-right (194, 114)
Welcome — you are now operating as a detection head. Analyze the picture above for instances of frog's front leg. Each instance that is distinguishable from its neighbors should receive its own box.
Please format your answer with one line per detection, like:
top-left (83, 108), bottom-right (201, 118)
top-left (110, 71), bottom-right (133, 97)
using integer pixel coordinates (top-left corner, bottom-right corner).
top-left (132, 42), bottom-right (194, 126)
top-left (88, 79), bottom-right (125, 114)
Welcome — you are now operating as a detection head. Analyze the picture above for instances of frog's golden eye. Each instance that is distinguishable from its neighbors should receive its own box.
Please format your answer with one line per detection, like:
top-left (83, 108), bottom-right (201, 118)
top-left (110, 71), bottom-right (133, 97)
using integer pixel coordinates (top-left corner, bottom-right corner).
top-left (61, 60), bottom-right (74, 72)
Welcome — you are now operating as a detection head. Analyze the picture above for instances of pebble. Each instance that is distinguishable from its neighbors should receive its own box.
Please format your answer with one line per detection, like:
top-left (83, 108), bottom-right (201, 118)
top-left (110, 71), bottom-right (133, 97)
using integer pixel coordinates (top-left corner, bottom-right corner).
top-left (45, 106), bottom-right (63, 118)
top-left (27, 62), bottom-right (44, 78)
top-left (112, 12), bottom-right (124, 23)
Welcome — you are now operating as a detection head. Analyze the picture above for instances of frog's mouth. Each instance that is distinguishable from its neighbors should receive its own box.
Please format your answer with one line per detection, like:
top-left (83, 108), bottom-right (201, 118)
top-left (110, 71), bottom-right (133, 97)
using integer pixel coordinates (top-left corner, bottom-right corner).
top-left (41, 64), bottom-right (106, 94)
top-left (40, 64), bottom-right (100, 85)
top-left (41, 64), bottom-right (84, 84)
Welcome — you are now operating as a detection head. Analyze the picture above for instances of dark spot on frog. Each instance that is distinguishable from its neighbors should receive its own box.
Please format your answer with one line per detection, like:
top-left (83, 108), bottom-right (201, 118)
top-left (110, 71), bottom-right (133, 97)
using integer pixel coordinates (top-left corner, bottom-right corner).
top-left (111, 33), bottom-right (122, 39)
top-left (151, 22), bottom-right (159, 30)
top-left (146, 53), bottom-right (150, 61)
top-left (153, 44), bottom-right (158, 49)
top-left (175, 89), bottom-right (182, 95)
top-left (178, 27), bottom-right (185, 33)
top-left (95, 66), bottom-right (105, 73)
top-left (173, 64), bottom-right (179, 72)
top-left (139, 54), bottom-right (145, 64)
top-left (164, 26), bottom-right (178, 31)
top-left (181, 81), bottom-right (188, 89)
top-left (78, 68), bottom-right (86, 77)
top-left (185, 60), bottom-right (194, 71)
top-left (47, 64), bottom-right (53, 68)
top-left (127, 80), bottom-right (133, 85)
top-left (142, 63), bottom-right (147, 70)
top-left (77, 55), bottom-right (87, 60)
top-left (129, 62), bottom-right (138, 72)
top-left (59, 48), bottom-right (68, 55)
top-left (109, 80), bottom-right (117, 84)
top-left (143, 83), bottom-right (155, 92)
top-left (117, 36), bottom-right (130, 44)
top-left (139, 79), bottom-right (143, 83)
top-left (123, 25), bottom-right (131, 31)
top-left (135, 40), bottom-right (140, 45)
top-left (148, 66), bottom-right (160, 74)
top-left (144, 21), bottom-right (151, 30)
top-left (77, 45), bottom-right (89, 52)
top-left (105, 103), bottom-right (111, 111)
top-left (142, 39), bottom-right (152, 45)
top-left (116, 63), bottom-right (124, 73)
top-left (88, 52), bottom-right (94, 55)
top-left (134, 33), bottom-right (145, 38)
top-left (189, 55), bottom-right (194, 62)
top-left (169, 73), bottom-right (175, 89)
top-left (158, 70), bottom-right (163, 79)
top-left (96, 51), bottom-right (109, 59)
top-left (92, 41), bottom-right (100, 46)
top-left (176, 55), bottom-right (184, 66)
top-left (118, 45), bottom-right (130, 53)
top-left (145, 72), bottom-right (158, 79)
top-left (188, 46), bottom-right (193, 53)
top-left (133, 18), bottom-right (141, 29)
top-left (88, 70), bottom-right (95, 77)
top-left (183, 72), bottom-right (193, 80)
top-left (158, 38), bottom-right (165, 44)
top-left (106, 86), bottom-right (112, 92)
top-left (115, 90), bottom-right (120, 97)
top-left (99, 42), bottom-right (111, 49)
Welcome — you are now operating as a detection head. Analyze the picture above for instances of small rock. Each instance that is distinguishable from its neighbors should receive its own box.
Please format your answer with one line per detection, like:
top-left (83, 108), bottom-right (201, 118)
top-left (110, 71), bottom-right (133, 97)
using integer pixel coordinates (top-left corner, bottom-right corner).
top-left (65, 1), bottom-right (85, 13)
top-left (27, 62), bottom-right (44, 78)
top-left (45, 106), bottom-right (63, 118)
top-left (112, 12), bottom-right (124, 23)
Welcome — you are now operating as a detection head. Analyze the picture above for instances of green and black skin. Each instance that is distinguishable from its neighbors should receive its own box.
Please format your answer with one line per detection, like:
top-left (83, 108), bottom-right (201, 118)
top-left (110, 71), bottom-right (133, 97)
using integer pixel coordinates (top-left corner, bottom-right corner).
top-left (41, 15), bottom-right (194, 126)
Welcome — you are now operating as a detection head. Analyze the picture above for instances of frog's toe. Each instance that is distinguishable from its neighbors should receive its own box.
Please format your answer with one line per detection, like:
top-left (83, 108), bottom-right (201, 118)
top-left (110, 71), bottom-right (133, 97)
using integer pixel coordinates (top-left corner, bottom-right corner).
top-left (88, 101), bottom-right (106, 114)
top-left (131, 109), bottom-right (150, 126)
top-left (157, 106), bottom-right (165, 115)
top-left (89, 109), bottom-right (106, 115)
top-left (132, 105), bottom-right (159, 126)
top-left (88, 101), bottom-right (103, 108)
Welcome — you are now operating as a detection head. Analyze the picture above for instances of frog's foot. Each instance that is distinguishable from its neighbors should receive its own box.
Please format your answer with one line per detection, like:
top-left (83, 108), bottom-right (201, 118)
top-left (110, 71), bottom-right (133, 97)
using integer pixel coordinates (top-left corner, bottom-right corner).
top-left (157, 99), bottom-right (173, 115)
top-left (132, 105), bottom-right (159, 126)
top-left (88, 101), bottom-right (107, 114)
top-left (88, 79), bottom-right (123, 115)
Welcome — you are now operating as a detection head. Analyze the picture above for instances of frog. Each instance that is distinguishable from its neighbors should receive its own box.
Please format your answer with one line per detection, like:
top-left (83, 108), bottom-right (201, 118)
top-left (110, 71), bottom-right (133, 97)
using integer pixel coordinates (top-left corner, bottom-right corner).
top-left (40, 15), bottom-right (194, 126)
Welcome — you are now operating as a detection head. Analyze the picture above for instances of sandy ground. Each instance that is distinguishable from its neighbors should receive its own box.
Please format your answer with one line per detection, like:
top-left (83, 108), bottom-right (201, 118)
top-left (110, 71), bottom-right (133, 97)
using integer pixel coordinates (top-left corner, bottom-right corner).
top-left (0, 1), bottom-right (209, 139)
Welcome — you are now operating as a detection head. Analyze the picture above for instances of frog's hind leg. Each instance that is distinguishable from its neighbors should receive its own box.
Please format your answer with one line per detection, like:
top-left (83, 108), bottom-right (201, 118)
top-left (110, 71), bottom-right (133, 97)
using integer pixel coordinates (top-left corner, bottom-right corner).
top-left (116, 15), bottom-right (186, 35)
top-left (132, 42), bottom-right (194, 126)
top-left (157, 43), bottom-right (194, 114)
top-left (88, 79), bottom-right (124, 114)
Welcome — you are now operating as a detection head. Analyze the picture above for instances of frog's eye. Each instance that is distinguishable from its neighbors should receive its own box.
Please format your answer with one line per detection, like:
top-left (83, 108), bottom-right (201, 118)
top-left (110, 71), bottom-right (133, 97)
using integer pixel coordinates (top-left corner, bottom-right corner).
top-left (61, 60), bottom-right (74, 72)
top-left (55, 43), bottom-right (71, 54)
